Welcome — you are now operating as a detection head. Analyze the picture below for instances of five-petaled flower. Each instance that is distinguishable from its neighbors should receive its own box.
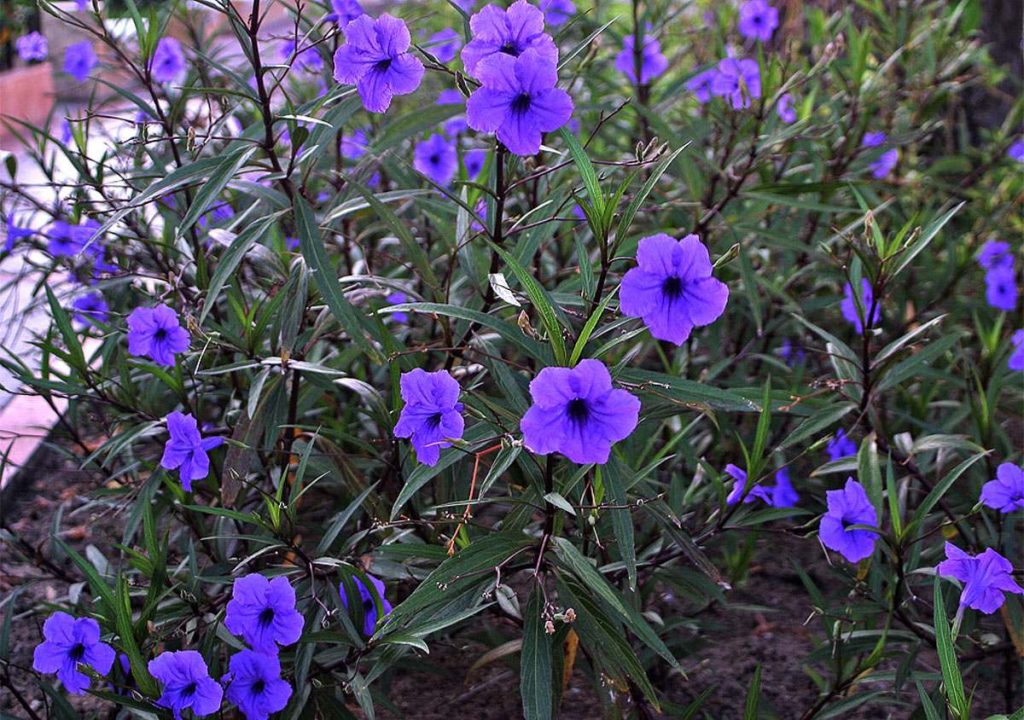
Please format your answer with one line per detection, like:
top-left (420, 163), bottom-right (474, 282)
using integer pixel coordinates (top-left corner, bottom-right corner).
top-left (333, 14), bottom-right (425, 113)
top-left (840, 278), bottom-right (881, 334)
top-left (341, 574), bottom-right (394, 636)
top-left (394, 369), bottom-right (465, 466)
top-left (984, 266), bottom-right (1018, 312)
top-left (936, 543), bottom-right (1024, 615)
top-left (619, 233), bottom-right (730, 345)
top-left (33, 612), bottom-right (115, 695)
top-left (819, 478), bottom-right (878, 563)
top-left (466, 48), bottom-right (573, 156)
top-left (149, 650), bottom-right (224, 719)
top-left (461, 0), bottom-right (558, 78)
top-left (711, 57), bottom-right (761, 109)
top-left (152, 37), bottom-right (186, 84)
top-left (225, 574), bottom-right (305, 654)
top-left (414, 133), bottom-right (458, 186)
top-left (127, 304), bottom-right (191, 367)
top-left (161, 412), bottom-right (224, 490)
top-left (224, 650), bottom-right (293, 720)
top-left (980, 462), bottom-right (1024, 513)
top-left (977, 240), bottom-right (1013, 271)
top-left (737, 0), bottom-right (779, 42)
top-left (71, 292), bottom-right (109, 327)
top-left (16, 32), bottom-right (49, 62)
top-left (64, 41), bottom-right (97, 83)
top-left (614, 33), bottom-right (669, 84)
top-left (520, 359), bottom-right (640, 465)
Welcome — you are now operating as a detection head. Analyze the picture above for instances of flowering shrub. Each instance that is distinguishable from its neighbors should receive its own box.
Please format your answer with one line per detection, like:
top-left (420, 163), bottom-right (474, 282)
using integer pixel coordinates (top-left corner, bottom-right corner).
top-left (1, 0), bottom-right (1022, 718)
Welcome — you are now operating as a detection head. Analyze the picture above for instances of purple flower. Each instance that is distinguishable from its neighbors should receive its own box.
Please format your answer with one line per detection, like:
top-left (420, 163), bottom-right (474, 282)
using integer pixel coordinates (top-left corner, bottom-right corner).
top-left (772, 467), bottom-right (800, 508)
top-left (819, 478), bottom-right (878, 563)
top-left (980, 463), bottom-right (1024, 513)
top-left (776, 93), bottom-right (796, 123)
top-left (466, 48), bottom-right (573, 156)
top-left (161, 412), bottom-right (223, 490)
top-left (540, 0), bottom-right (576, 26)
top-left (32, 612), bottom-right (115, 695)
top-left (149, 651), bottom-right (223, 719)
top-left (737, 0), bottom-right (779, 42)
top-left (862, 131), bottom-right (886, 148)
top-left (394, 369), bottom-right (465, 466)
top-left (340, 127), bottom-right (369, 159)
top-left (329, 0), bottom-right (364, 27)
top-left (984, 266), bottom-right (1018, 312)
top-left (686, 68), bottom-right (719, 104)
top-left (977, 240), bottom-right (1014, 271)
top-left (427, 28), bottom-right (462, 63)
top-left (1009, 329), bottom-right (1024, 372)
top-left (454, 0), bottom-right (477, 11)
top-left (826, 429), bottom-right (857, 462)
top-left (520, 359), bottom-right (640, 465)
top-left (840, 278), bottom-right (881, 334)
top-left (4, 216), bottom-right (34, 251)
top-left (1008, 140), bottom-right (1024, 163)
top-left (285, 236), bottom-right (300, 251)
top-left (152, 37), bottom-right (186, 84)
top-left (778, 337), bottom-right (805, 365)
top-left (724, 464), bottom-right (772, 505)
top-left (619, 233), bottom-right (730, 345)
top-left (225, 650), bottom-right (293, 720)
top-left (198, 203), bottom-right (234, 228)
top-left (281, 39), bottom-right (323, 74)
top-left (333, 14), bottom-right (425, 113)
top-left (437, 88), bottom-right (469, 135)
top-left (711, 57), bottom-right (761, 109)
top-left (385, 292), bottom-right (409, 323)
top-left (465, 148), bottom-right (487, 177)
top-left (461, 1), bottom-right (558, 78)
top-left (614, 34), bottom-right (669, 85)
top-left (64, 41), bottom-right (97, 83)
top-left (869, 149), bottom-right (898, 179)
top-left (74, 0), bottom-right (89, 9)
top-left (414, 133), bottom-right (458, 185)
top-left (225, 574), bottom-right (304, 654)
top-left (72, 292), bottom-right (109, 326)
top-left (16, 32), bottom-right (49, 62)
top-left (127, 304), bottom-right (190, 367)
top-left (48, 219), bottom-right (99, 257)
top-left (341, 574), bottom-right (393, 636)
top-left (937, 544), bottom-right (1024, 615)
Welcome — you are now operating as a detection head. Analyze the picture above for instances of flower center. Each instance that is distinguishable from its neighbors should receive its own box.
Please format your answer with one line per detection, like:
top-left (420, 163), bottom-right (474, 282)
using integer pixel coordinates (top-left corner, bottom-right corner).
top-left (154, 328), bottom-right (168, 341)
top-left (252, 679), bottom-right (266, 694)
top-left (511, 93), bottom-right (532, 114)
top-left (499, 41), bottom-right (519, 56)
top-left (259, 607), bottom-right (275, 626)
top-left (374, 58), bottom-right (392, 73)
top-left (429, 154), bottom-right (440, 165)
top-left (428, 412), bottom-right (444, 429)
top-left (567, 398), bottom-right (589, 424)
top-left (183, 682), bottom-right (197, 696)
top-left (661, 276), bottom-right (683, 299)
top-left (69, 643), bottom-right (86, 661)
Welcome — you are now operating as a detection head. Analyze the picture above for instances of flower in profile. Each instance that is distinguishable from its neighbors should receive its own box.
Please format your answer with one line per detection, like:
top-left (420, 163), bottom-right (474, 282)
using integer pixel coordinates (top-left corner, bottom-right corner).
top-left (149, 651), bottom-right (223, 719)
top-left (161, 412), bottom-right (224, 490)
top-left (464, 148), bottom-right (487, 177)
top-left (127, 304), bottom-right (190, 367)
top-left (980, 463), bottom-right (1024, 513)
top-left (778, 338), bottom-right (805, 366)
top-left (711, 57), bottom-right (761, 109)
top-left (225, 650), bottom-right (293, 720)
top-left (520, 359), bottom-right (640, 465)
top-left (776, 93), bottom-right (796, 123)
top-left (225, 574), bottom-right (305, 654)
top-left (619, 233), bottom-right (730, 345)
top-left (862, 131), bottom-right (886, 148)
top-left (152, 37), bottom-right (186, 84)
top-left (869, 148), bottom-right (898, 178)
top-left (414, 133), bottom-right (458, 186)
top-left (64, 41), bottom-right (97, 83)
top-left (686, 68), bottom-right (719, 104)
top-left (341, 574), bottom-right (393, 636)
top-left (72, 292), bottom-right (109, 326)
top-left (1009, 330), bottom-right (1024, 372)
top-left (540, 0), bottom-right (576, 26)
top-left (840, 278), bottom-right (881, 334)
top-left (385, 291), bottom-right (409, 323)
top-left (329, 0), bottom-right (364, 27)
top-left (614, 33), bottom-right (668, 84)
top-left (826, 429), bottom-right (857, 461)
top-left (724, 464), bottom-right (772, 505)
top-left (772, 467), bottom-right (800, 508)
top-left (33, 612), bottom-right (115, 695)
top-left (394, 369), bottom-right (465, 466)
top-left (281, 39), bottom-right (323, 74)
top-left (984, 266), bottom-right (1018, 312)
top-left (461, 0), bottom-right (558, 78)
top-left (819, 478), bottom-right (878, 563)
top-left (333, 14), bottom-right (425, 113)
top-left (16, 32), bottom-right (49, 62)
top-left (737, 0), bottom-right (779, 42)
top-left (198, 203), bottom-right (234, 229)
top-left (1008, 140), bottom-right (1024, 163)
top-left (427, 28), bottom-right (462, 63)
top-left (437, 88), bottom-right (468, 135)
top-left (465, 49), bottom-right (573, 156)
top-left (937, 544), bottom-right (1023, 614)
top-left (340, 127), bottom-right (369, 159)
top-left (977, 240), bottom-right (1013, 270)
top-left (4, 216), bottom-right (34, 251)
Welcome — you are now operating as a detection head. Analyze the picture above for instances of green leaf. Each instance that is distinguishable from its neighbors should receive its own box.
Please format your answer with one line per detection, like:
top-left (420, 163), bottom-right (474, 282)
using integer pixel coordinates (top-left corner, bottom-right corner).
top-left (618, 368), bottom-right (759, 412)
top-left (933, 579), bottom-right (968, 719)
top-left (490, 243), bottom-right (568, 365)
top-left (521, 588), bottom-right (553, 720)
top-left (889, 202), bottom-right (964, 278)
top-left (615, 145), bottom-right (685, 244)
top-left (178, 145), bottom-right (258, 239)
top-left (570, 288), bottom-right (618, 366)
top-left (743, 665), bottom-right (762, 720)
top-left (602, 458), bottom-right (637, 591)
top-left (559, 128), bottom-right (603, 217)
top-left (905, 453), bottom-right (986, 538)
top-left (543, 492), bottom-right (577, 516)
